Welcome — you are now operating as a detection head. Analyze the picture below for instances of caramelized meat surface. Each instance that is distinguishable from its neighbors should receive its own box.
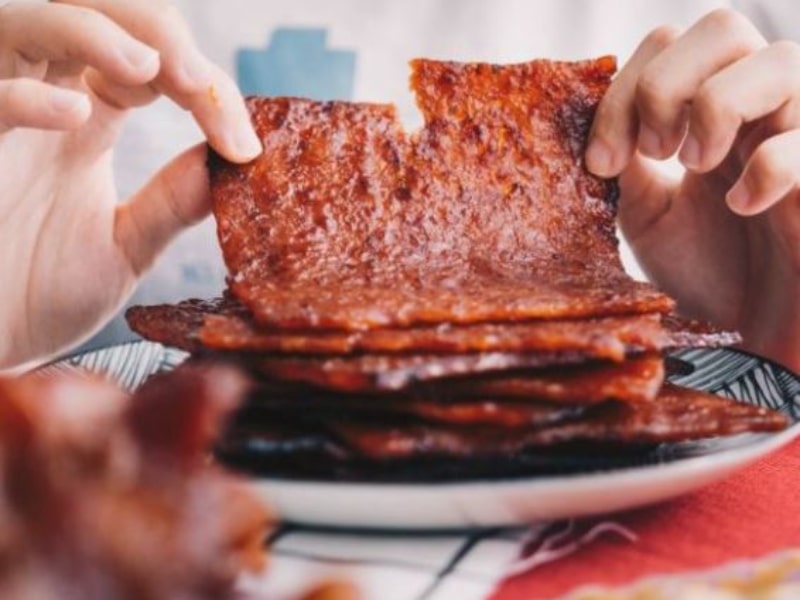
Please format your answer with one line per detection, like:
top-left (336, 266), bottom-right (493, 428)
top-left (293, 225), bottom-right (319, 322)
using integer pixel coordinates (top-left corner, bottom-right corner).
top-left (661, 314), bottom-right (742, 348)
top-left (418, 354), bottom-right (664, 404)
top-left (127, 297), bottom-right (738, 360)
top-left (251, 351), bottom-right (596, 392)
top-left (237, 354), bottom-right (664, 404)
top-left (126, 297), bottom-right (242, 353)
top-left (210, 58), bottom-right (672, 331)
top-left (122, 56), bottom-right (776, 490)
top-left (222, 384), bottom-right (788, 464)
top-left (201, 310), bottom-right (667, 360)
top-left (242, 396), bottom-right (586, 429)
top-left (329, 384), bottom-right (788, 459)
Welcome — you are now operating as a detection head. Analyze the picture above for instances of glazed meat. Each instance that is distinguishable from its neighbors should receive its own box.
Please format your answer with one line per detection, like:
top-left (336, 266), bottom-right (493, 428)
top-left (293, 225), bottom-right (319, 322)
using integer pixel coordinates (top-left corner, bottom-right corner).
top-left (123, 56), bottom-right (784, 488)
top-left (127, 297), bottom-right (739, 359)
top-left (242, 396), bottom-right (586, 429)
top-left (210, 58), bottom-right (673, 331)
top-left (126, 297), bottom-right (243, 353)
top-left (329, 384), bottom-right (789, 459)
top-left (201, 308), bottom-right (669, 360)
top-left (251, 351), bottom-right (606, 392)
top-left (222, 384), bottom-right (788, 464)
top-left (416, 354), bottom-right (665, 404)
top-left (235, 354), bottom-right (664, 404)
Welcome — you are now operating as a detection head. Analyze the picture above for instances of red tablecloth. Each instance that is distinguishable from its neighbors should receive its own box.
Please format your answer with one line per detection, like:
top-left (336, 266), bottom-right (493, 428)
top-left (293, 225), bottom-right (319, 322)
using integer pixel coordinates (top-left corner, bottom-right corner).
top-left (490, 437), bottom-right (800, 599)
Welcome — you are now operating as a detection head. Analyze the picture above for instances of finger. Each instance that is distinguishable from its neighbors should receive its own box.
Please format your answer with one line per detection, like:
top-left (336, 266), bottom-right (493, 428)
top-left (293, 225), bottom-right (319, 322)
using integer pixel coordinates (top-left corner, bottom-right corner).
top-left (726, 129), bottom-right (800, 216)
top-left (0, 78), bottom-right (91, 133)
top-left (84, 68), bottom-right (158, 110)
top-left (0, 2), bottom-right (159, 85)
top-left (56, 0), bottom-right (261, 162)
top-left (680, 41), bottom-right (800, 172)
top-left (114, 144), bottom-right (211, 275)
top-left (634, 8), bottom-right (766, 160)
top-left (618, 153), bottom-right (676, 243)
top-left (586, 25), bottom-right (680, 177)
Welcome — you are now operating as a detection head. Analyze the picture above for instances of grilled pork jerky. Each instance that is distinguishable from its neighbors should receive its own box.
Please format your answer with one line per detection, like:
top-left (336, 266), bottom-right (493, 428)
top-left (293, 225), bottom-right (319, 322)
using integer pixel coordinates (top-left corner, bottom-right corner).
top-left (127, 297), bottom-right (737, 359)
top-left (200, 310), bottom-right (668, 360)
top-left (239, 396), bottom-right (586, 429)
top-left (328, 384), bottom-right (788, 459)
top-left (125, 298), bottom-right (236, 353)
top-left (251, 351), bottom-right (595, 392)
top-left (221, 384), bottom-right (786, 464)
top-left (416, 354), bottom-right (664, 404)
top-left (235, 354), bottom-right (664, 404)
top-left (210, 58), bottom-right (673, 331)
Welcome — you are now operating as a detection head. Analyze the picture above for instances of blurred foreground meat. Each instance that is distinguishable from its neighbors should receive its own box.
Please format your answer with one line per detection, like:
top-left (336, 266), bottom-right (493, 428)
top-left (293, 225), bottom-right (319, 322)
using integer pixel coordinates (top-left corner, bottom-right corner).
top-left (0, 364), bottom-right (263, 599)
top-left (0, 366), bottom-right (357, 600)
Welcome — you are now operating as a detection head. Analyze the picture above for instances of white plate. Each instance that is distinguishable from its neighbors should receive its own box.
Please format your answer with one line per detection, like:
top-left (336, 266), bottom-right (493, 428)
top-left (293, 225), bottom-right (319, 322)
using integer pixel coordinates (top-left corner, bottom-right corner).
top-left (45, 342), bottom-right (800, 529)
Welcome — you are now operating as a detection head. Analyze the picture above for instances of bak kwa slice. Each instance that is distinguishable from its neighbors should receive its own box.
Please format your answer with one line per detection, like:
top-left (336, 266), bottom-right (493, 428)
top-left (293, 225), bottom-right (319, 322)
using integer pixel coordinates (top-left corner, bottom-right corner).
top-left (210, 57), bottom-right (673, 331)
top-left (127, 298), bottom-right (669, 359)
top-left (250, 351), bottom-right (618, 393)
top-left (215, 384), bottom-right (788, 478)
top-left (200, 309), bottom-right (667, 360)
top-left (305, 384), bottom-right (789, 460)
top-left (238, 354), bottom-right (665, 404)
top-left (415, 354), bottom-right (664, 404)
top-left (239, 395), bottom-right (587, 429)
top-left (126, 298), bottom-right (738, 359)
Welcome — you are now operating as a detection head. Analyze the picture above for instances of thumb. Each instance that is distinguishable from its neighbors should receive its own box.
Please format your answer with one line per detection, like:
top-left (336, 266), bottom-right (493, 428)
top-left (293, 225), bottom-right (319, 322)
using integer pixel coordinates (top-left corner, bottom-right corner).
top-left (617, 152), bottom-right (677, 245)
top-left (114, 143), bottom-right (211, 275)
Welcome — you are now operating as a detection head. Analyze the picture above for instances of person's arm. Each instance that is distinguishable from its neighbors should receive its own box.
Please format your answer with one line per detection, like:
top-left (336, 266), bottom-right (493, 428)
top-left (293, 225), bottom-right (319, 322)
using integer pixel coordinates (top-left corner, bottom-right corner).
top-left (586, 8), bottom-right (800, 371)
top-left (0, 0), bottom-right (261, 370)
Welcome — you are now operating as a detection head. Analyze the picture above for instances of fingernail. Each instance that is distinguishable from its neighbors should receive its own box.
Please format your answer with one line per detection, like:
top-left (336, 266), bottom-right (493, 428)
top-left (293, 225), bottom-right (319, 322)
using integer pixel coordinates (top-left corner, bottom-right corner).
top-left (638, 125), bottom-right (662, 157)
top-left (123, 45), bottom-right (160, 74)
top-left (49, 88), bottom-right (89, 114)
top-left (727, 180), bottom-right (752, 214)
top-left (232, 125), bottom-right (263, 161)
top-left (680, 134), bottom-right (701, 170)
top-left (586, 139), bottom-right (614, 176)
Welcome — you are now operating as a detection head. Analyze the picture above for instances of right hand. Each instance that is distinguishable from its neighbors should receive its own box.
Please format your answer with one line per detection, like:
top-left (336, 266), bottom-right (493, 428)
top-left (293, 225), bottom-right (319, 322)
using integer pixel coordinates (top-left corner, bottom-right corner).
top-left (586, 9), bottom-right (800, 370)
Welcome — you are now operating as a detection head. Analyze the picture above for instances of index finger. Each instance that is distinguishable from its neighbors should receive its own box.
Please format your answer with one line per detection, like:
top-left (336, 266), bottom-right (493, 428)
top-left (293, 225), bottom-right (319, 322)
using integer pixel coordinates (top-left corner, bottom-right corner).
top-left (55, 0), bottom-right (262, 163)
top-left (586, 25), bottom-right (680, 177)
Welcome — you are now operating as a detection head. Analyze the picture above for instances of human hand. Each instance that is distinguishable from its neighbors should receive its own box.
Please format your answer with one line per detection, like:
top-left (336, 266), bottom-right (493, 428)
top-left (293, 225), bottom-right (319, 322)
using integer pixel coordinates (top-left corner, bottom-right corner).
top-left (0, 0), bottom-right (261, 370)
top-left (586, 8), bottom-right (800, 371)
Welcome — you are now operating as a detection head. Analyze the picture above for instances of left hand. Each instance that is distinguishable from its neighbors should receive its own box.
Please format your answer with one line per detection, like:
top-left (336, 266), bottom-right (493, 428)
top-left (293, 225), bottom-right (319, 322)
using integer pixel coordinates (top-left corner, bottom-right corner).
top-left (586, 8), bottom-right (800, 371)
top-left (0, 0), bottom-right (261, 371)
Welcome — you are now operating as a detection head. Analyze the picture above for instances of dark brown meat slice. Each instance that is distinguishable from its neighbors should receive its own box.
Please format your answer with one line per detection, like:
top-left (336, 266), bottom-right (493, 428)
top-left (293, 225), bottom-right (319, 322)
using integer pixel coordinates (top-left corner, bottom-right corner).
top-left (418, 355), bottom-right (664, 404)
top-left (251, 351), bottom-right (595, 392)
top-left (240, 354), bottom-right (664, 404)
top-left (126, 298), bottom-right (738, 360)
top-left (393, 400), bottom-right (583, 428)
top-left (210, 58), bottom-right (673, 331)
top-left (200, 310), bottom-right (666, 360)
top-left (242, 395), bottom-right (586, 429)
top-left (661, 314), bottom-right (742, 348)
top-left (320, 384), bottom-right (790, 459)
top-left (215, 422), bottom-right (678, 481)
top-left (216, 384), bottom-right (788, 477)
top-left (125, 298), bottom-right (239, 353)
